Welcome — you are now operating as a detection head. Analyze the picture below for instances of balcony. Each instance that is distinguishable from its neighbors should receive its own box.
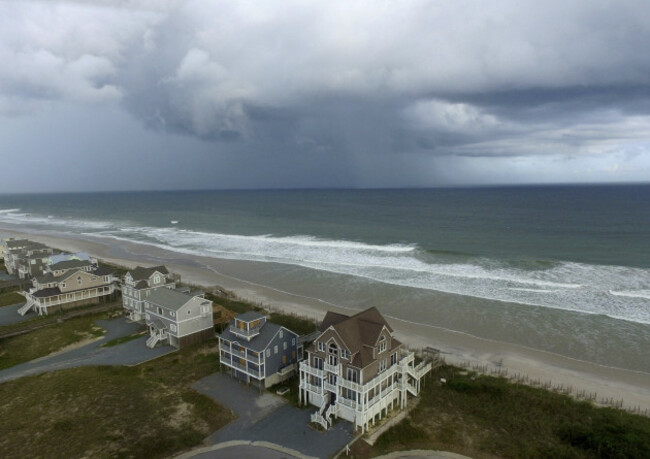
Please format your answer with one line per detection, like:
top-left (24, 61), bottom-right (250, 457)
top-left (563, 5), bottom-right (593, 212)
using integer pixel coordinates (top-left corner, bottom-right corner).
top-left (323, 381), bottom-right (337, 393)
top-left (227, 359), bottom-right (262, 378)
top-left (300, 361), bottom-right (324, 378)
top-left (338, 397), bottom-right (357, 410)
top-left (339, 378), bottom-right (361, 392)
top-left (228, 324), bottom-right (262, 339)
top-left (300, 381), bottom-right (324, 395)
top-left (324, 362), bottom-right (340, 374)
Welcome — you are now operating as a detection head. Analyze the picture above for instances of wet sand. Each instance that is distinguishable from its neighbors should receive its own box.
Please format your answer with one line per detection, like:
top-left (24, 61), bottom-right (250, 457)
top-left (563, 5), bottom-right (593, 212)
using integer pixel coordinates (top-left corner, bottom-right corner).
top-left (3, 227), bottom-right (650, 412)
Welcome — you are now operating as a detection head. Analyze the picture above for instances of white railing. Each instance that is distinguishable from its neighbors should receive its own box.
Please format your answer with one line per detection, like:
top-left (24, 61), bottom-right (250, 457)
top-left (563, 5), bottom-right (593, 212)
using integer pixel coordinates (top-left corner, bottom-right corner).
top-left (338, 397), bottom-right (357, 410)
top-left (228, 325), bottom-right (262, 339)
top-left (35, 285), bottom-right (114, 308)
top-left (17, 298), bottom-right (35, 316)
top-left (323, 382), bottom-right (337, 393)
top-left (339, 378), bottom-right (362, 392)
top-left (300, 382), bottom-right (324, 395)
top-left (227, 360), bottom-right (261, 378)
top-left (300, 361), bottom-right (324, 378)
top-left (324, 362), bottom-right (340, 374)
top-left (325, 403), bottom-right (337, 425)
top-left (310, 413), bottom-right (328, 429)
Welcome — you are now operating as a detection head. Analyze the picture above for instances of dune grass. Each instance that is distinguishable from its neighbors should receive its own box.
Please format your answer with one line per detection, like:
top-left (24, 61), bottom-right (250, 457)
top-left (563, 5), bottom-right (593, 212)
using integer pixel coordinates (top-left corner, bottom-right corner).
top-left (101, 330), bottom-right (146, 348)
top-left (0, 291), bottom-right (24, 308)
top-left (0, 341), bottom-right (232, 458)
top-left (355, 365), bottom-right (650, 458)
top-left (0, 313), bottom-right (108, 370)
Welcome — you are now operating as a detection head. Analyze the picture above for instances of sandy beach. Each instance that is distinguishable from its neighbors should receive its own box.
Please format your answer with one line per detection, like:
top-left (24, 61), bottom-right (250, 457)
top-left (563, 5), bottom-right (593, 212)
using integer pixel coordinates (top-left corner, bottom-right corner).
top-left (4, 227), bottom-right (650, 413)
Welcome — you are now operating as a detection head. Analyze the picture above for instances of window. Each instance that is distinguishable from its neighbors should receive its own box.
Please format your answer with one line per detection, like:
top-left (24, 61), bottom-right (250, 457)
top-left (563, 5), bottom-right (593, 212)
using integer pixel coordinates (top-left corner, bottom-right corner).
top-left (157, 307), bottom-right (163, 315)
top-left (77, 276), bottom-right (82, 285)
top-left (170, 311), bottom-right (175, 317)
top-left (274, 345), bottom-right (278, 354)
top-left (347, 368), bottom-right (358, 383)
top-left (187, 309), bottom-right (191, 315)
top-left (154, 275), bottom-right (160, 283)
top-left (318, 341), bottom-right (325, 352)
top-left (379, 359), bottom-right (387, 373)
top-left (283, 342), bottom-right (287, 350)
top-left (61, 282), bottom-right (66, 288)
top-left (104, 276), bottom-right (109, 282)
top-left (292, 338), bottom-right (296, 345)
top-left (314, 356), bottom-right (323, 370)
top-left (266, 349), bottom-right (271, 358)
top-left (342, 349), bottom-right (350, 359)
top-left (171, 324), bottom-right (177, 332)
top-left (378, 335), bottom-right (387, 353)
top-left (279, 330), bottom-right (283, 338)
top-left (390, 352), bottom-right (397, 366)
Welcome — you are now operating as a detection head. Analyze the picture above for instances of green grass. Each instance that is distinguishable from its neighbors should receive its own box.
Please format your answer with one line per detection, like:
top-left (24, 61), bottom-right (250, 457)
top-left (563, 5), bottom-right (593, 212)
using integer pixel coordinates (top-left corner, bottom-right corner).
top-left (204, 291), bottom-right (263, 314)
top-left (101, 330), bottom-right (146, 348)
top-left (356, 365), bottom-right (650, 459)
top-left (0, 312), bottom-right (108, 370)
top-left (0, 341), bottom-right (232, 458)
top-left (0, 291), bottom-right (25, 308)
top-left (268, 312), bottom-right (318, 336)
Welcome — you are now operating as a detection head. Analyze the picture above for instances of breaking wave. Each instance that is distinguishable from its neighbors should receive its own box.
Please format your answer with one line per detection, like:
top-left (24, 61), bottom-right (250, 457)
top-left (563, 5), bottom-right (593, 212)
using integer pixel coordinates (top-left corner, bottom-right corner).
top-left (1, 208), bottom-right (649, 324)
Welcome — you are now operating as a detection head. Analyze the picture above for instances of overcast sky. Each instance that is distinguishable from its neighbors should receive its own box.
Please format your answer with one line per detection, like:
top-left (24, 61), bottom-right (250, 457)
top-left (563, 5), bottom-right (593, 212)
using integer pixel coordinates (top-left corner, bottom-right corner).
top-left (1, 0), bottom-right (650, 193)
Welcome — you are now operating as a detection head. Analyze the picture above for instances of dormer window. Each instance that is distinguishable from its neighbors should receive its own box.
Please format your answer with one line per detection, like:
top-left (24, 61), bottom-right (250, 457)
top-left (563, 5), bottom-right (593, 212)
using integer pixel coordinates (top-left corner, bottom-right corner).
top-left (378, 335), bottom-right (387, 353)
top-left (154, 275), bottom-right (160, 283)
top-left (341, 349), bottom-right (350, 359)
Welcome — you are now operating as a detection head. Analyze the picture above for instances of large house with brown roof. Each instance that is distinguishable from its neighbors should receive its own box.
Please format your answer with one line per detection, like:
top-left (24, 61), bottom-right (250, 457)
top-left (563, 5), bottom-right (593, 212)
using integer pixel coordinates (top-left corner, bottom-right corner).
top-left (122, 265), bottom-right (176, 323)
top-left (299, 307), bottom-right (432, 432)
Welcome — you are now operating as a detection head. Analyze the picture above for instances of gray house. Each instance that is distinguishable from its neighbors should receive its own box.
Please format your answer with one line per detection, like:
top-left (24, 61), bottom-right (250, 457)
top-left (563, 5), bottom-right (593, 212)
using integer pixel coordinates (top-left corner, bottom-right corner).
top-left (144, 288), bottom-right (214, 349)
top-left (218, 311), bottom-right (299, 388)
top-left (123, 265), bottom-right (176, 323)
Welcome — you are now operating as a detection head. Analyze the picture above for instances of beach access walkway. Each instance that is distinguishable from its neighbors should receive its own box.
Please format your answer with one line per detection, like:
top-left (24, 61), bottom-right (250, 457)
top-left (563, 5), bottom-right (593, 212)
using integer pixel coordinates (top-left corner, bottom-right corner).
top-left (0, 317), bottom-right (174, 383)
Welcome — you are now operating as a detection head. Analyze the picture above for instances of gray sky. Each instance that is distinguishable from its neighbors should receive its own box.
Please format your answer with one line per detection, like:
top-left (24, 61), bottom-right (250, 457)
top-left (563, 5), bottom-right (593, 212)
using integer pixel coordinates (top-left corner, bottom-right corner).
top-left (1, 0), bottom-right (650, 192)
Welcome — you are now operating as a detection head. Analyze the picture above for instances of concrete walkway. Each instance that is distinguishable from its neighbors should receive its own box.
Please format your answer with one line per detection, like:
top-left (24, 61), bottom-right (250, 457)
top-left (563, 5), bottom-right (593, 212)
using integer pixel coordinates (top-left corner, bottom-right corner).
top-left (0, 303), bottom-right (35, 327)
top-left (0, 317), bottom-right (175, 383)
top-left (192, 373), bottom-right (355, 458)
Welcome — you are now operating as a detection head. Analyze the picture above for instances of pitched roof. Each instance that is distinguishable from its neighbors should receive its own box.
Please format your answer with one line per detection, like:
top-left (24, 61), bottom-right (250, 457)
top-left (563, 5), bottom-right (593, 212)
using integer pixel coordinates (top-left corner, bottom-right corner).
top-left (31, 287), bottom-right (62, 298)
top-left (127, 265), bottom-right (169, 281)
top-left (50, 259), bottom-right (93, 271)
top-left (146, 288), bottom-right (199, 311)
top-left (93, 266), bottom-right (114, 276)
top-left (318, 307), bottom-right (394, 365)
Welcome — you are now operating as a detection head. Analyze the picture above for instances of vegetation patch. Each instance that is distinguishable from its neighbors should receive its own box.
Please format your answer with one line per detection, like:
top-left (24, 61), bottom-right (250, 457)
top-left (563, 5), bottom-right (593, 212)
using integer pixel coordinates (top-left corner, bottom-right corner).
top-left (268, 311), bottom-right (318, 336)
top-left (0, 291), bottom-right (25, 308)
top-left (0, 313), bottom-right (107, 370)
top-left (0, 342), bottom-right (232, 458)
top-left (101, 331), bottom-right (146, 348)
top-left (354, 365), bottom-right (650, 459)
top-left (205, 291), bottom-right (263, 315)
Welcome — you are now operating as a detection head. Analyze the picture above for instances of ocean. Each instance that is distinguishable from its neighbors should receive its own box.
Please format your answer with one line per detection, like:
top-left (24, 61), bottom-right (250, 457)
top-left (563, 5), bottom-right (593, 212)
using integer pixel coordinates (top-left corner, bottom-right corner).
top-left (1, 185), bottom-right (649, 372)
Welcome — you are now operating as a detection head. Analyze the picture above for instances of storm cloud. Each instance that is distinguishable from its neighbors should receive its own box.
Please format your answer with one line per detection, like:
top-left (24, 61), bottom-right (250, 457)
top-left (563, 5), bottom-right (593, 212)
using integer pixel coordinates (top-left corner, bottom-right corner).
top-left (1, 0), bottom-right (650, 191)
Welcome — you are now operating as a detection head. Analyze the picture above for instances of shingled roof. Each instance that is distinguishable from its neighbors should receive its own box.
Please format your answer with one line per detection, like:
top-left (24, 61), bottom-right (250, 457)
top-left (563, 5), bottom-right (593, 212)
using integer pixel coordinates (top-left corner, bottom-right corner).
top-left (318, 307), bottom-right (396, 367)
top-left (127, 265), bottom-right (169, 281)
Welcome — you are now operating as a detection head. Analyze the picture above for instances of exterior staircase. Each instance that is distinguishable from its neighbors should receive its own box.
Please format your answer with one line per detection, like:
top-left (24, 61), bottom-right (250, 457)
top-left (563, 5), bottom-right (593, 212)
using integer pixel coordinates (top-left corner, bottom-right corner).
top-left (17, 298), bottom-right (36, 316)
top-left (310, 396), bottom-right (332, 429)
top-left (146, 334), bottom-right (160, 349)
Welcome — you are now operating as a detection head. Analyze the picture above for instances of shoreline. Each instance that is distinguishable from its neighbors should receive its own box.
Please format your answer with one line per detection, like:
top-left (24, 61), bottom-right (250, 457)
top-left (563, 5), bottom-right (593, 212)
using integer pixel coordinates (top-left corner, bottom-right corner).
top-left (3, 226), bottom-right (650, 412)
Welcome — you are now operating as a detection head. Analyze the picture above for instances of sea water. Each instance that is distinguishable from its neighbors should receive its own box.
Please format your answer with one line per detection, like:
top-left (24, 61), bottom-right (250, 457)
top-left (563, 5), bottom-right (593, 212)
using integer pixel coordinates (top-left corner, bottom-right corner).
top-left (1, 185), bottom-right (648, 371)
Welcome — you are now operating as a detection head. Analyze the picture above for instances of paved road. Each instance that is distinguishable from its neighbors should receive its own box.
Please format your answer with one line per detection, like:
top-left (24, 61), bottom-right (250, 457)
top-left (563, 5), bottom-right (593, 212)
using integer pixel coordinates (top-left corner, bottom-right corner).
top-left (180, 443), bottom-right (308, 459)
top-left (192, 373), bottom-right (354, 459)
top-left (0, 303), bottom-right (35, 327)
top-left (0, 317), bottom-right (175, 383)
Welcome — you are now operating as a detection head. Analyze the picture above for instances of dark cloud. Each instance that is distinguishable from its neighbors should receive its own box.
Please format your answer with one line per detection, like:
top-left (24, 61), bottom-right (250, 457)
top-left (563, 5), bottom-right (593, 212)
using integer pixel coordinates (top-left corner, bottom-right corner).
top-left (1, 0), bottom-right (650, 191)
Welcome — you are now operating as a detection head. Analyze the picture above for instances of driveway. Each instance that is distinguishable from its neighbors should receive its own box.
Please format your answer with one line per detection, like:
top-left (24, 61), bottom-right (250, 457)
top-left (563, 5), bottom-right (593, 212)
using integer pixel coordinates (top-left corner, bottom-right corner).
top-left (192, 373), bottom-right (355, 459)
top-left (0, 303), bottom-right (35, 327)
top-left (0, 317), bottom-right (175, 383)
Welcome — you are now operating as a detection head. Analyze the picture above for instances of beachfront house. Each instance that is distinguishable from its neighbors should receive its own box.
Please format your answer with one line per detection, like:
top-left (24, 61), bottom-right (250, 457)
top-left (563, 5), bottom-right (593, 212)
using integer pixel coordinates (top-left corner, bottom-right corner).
top-left (20, 265), bottom-right (117, 315)
top-left (3, 240), bottom-right (54, 278)
top-left (218, 311), bottom-right (299, 388)
top-left (299, 307), bottom-right (432, 432)
top-left (122, 265), bottom-right (176, 323)
top-left (144, 288), bottom-right (214, 349)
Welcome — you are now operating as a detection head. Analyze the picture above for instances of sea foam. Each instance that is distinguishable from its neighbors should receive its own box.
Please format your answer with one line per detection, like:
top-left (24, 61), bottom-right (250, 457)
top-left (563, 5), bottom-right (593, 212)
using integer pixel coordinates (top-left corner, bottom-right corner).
top-left (2, 209), bottom-right (649, 324)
